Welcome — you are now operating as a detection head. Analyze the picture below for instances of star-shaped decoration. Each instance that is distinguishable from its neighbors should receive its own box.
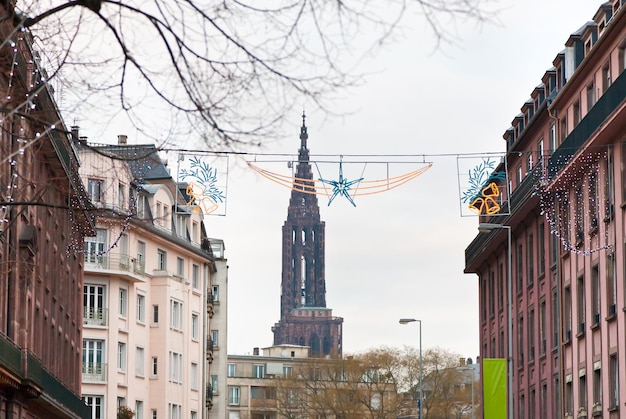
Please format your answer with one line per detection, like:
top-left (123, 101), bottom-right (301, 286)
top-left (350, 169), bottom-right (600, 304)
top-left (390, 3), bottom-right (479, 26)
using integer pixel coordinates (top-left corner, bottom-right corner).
top-left (319, 160), bottom-right (364, 207)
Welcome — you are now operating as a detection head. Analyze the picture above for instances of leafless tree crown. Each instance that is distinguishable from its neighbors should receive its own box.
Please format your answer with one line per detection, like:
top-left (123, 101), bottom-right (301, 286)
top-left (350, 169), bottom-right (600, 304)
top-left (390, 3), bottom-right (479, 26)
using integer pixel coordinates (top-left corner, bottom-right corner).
top-left (2, 0), bottom-right (495, 148)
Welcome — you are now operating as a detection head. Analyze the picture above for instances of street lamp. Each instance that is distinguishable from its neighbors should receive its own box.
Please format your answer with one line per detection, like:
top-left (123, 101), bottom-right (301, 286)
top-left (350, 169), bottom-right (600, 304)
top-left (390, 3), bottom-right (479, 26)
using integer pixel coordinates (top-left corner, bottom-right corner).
top-left (399, 318), bottom-right (423, 419)
top-left (478, 222), bottom-right (512, 419)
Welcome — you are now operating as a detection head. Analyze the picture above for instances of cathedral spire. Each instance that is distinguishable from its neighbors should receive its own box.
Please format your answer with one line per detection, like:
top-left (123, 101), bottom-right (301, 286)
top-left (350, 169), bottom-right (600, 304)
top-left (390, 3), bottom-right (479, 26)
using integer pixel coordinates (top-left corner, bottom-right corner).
top-left (299, 111), bottom-right (309, 162)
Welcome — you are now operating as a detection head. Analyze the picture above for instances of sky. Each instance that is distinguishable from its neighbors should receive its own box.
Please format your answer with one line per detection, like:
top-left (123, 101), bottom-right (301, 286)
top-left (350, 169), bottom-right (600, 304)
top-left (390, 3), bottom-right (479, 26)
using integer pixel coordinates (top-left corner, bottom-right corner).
top-left (199, 0), bottom-right (603, 358)
top-left (65, 0), bottom-right (603, 358)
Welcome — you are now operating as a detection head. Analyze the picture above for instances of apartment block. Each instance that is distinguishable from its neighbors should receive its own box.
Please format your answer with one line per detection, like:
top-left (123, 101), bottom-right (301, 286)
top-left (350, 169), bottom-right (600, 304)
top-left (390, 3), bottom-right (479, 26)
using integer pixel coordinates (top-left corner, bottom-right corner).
top-left (77, 138), bottom-right (225, 419)
top-left (465, 1), bottom-right (626, 417)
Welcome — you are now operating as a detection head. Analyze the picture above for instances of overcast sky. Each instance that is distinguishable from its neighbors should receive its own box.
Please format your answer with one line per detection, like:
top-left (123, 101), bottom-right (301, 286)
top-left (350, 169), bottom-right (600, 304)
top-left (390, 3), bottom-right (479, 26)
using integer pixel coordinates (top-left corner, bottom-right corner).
top-left (195, 0), bottom-right (605, 358)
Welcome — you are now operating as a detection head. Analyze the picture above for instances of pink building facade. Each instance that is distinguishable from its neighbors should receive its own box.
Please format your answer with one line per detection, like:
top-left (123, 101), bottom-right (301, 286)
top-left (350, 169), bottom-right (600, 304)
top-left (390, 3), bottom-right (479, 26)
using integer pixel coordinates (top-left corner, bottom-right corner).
top-left (465, 2), bottom-right (626, 418)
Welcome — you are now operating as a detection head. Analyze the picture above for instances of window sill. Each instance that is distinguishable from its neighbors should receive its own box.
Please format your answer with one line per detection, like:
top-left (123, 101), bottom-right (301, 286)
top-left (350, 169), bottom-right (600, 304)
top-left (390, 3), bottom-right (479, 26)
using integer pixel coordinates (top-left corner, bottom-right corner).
top-left (590, 322), bottom-right (600, 331)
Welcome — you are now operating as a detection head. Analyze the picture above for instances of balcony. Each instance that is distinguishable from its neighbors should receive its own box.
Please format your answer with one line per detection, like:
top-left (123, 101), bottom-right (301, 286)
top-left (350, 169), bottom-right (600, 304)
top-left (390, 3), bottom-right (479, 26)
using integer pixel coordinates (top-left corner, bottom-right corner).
top-left (83, 307), bottom-right (108, 327)
top-left (0, 332), bottom-right (90, 417)
top-left (84, 252), bottom-right (146, 282)
top-left (547, 69), bottom-right (626, 179)
top-left (82, 363), bottom-right (107, 382)
top-left (206, 337), bottom-right (214, 364)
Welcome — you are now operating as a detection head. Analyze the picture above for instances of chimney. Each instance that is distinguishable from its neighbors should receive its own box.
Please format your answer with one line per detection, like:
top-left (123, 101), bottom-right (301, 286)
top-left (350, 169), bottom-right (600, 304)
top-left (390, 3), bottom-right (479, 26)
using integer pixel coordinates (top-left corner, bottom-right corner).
top-left (70, 126), bottom-right (79, 141)
top-left (118, 134), bottom-right (128, 145)
top-left (253, 347), bottom-right (259, 356)
top-left (459, 357), bottom-right (466, 366)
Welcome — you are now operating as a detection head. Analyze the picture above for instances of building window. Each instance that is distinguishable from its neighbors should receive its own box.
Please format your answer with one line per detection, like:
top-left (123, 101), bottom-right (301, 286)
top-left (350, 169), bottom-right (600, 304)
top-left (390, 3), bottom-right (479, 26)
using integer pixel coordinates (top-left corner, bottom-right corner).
top-left (190, 412), bottom-right (197, 419)
top-left (227, 363), bottom-right (236, 377)
top-left (136, 194), bottom-right (149, 219)
top-left (565, 379), bottom-right (573, 415)
top-left (157, 249), bottom-right (167, 271)
top-left (609, 353), bottom-right (619, 408)
top-left (549, 123), bottom-right (556, 154)
top-left (607, 254), bottom-right (617, 316)
top-left (87, 178), bottom-right (104, 203)
top-left (211, 375), bottom-right (219, 393)
top-left (229, 387), bottom-right (241, 405)
top-left (488, 270), bottom-right (495, 318)
top-left (563, 287), bottom-right (572, 341)
top-left (191, 314), bottom-right (199, 340)
top-left (82, 339), bottom-right (105, 380)
top-left (170, 300), bottom-right (183, 331)
top-left (151, 357), bottom-right (158, 377)
top-left (538, 223), bottom-right (545, 277)
top-left (137, 294), bottom-right (146, 323)
top-left (573, 100), bottom-right (581, 126)
top-left (559, 115), bottom-right (568, 143)
top-left (527, 233), bottom-right (534, 286)
top-left (539, 300), bottom-right (547, 356)
top-left (169, 352), bottom-right (183, 383)
top-left (528, 307), bottom-right (535, 362)
top-left (176, 257), bottom-right (184, 278)
top-left (591, 265), bottom-right (600, 325)
top-left (602, 62), bottom-right (611, 93)
top-left (497, 262), bottom-right (503, 312)
top-left (537, 137), bottom-right (544, 161)
top-left (587, 80), bottom-right (596, 109)
top-left (517, 315), bottom-right (524, 366)
top-left (579, 373), bottom-right (587, 409)
top-left (118, 183), bottom-right (126, 209)
top-left (135, 401), bottom-right (144, 419)
top-left (168, 404), bottom-right (182, 419)
top-left (283, 365), bottom-right (293, 378)
top-left (577, 276), bottom-right (586, 334)
top-left (137, 240), bottom-right (146, 271)
top-left (136, 347), bottom-right (145, 377)
top-left (84, 229), bottom-right (107, 264)
top-left (253, 364), bottom-right (265, 379)
top-left (84, 284), bottom-right (106, 326)
top-left (212, 285), bottom-right (219, 302)
top-left (516, 242), bottom-right (523, 293)
top-left (118, 342), bottom-right (127, 372)
top-left (119, 288), bottom-right (128, 318)
top-left (211, 330), bottom-right (219, 347)
top-left (192, 264), bottom-right (200, 289)
top-left (192, 221), bottom-right (199, 243)
top-left (82, 395), bottom-right (104, 419)
top-left (593, 367), bottom-right (602, 404)
top-left (589, 169), bottom-right (599, 228)
top-left (151, 409), bottom-right (157, 419)
top-left (152, 305), bottom-right (159, 325)
top-left (191, 362), bottom-right (198, 390)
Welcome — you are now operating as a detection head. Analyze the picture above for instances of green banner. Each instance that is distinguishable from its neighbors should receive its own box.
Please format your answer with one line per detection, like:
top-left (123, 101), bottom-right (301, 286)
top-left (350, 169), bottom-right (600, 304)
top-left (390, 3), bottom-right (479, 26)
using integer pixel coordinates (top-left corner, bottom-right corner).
top-left (483, 358), bottom-right (507, 418)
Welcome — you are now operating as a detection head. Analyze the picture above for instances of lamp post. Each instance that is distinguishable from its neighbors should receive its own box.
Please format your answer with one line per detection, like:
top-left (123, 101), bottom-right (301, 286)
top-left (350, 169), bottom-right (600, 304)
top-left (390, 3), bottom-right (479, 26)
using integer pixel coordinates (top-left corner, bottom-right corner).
top-left (478, 223), bottom-right (512, 419)
top-left (399, 318), bottom-right (422, 419)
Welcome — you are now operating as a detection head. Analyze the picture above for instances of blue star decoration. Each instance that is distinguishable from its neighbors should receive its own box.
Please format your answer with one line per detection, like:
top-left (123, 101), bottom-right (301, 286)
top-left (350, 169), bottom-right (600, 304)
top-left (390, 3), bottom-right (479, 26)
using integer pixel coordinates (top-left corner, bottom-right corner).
top-left (319, 161), bottom-right (364, 207)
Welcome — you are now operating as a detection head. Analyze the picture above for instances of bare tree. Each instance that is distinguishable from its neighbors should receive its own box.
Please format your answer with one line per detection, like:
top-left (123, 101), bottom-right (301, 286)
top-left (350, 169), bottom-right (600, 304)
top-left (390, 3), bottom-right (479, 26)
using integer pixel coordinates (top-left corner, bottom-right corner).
top-left (274, 351), bottom-right (401, 418)
top-left (1, 0), bottom-right (495, 148)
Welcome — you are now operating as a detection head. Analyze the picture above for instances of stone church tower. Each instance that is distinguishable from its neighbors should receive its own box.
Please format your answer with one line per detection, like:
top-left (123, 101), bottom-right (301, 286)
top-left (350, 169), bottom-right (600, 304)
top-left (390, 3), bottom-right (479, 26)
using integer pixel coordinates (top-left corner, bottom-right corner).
top-left (272, 114), bottom-right (343, 357)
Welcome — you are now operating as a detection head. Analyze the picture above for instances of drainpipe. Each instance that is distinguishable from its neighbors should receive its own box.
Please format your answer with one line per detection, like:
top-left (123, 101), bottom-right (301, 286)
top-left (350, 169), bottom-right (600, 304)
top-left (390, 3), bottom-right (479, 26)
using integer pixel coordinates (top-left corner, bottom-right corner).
top-left (548, 105), bottom-right (564, 418)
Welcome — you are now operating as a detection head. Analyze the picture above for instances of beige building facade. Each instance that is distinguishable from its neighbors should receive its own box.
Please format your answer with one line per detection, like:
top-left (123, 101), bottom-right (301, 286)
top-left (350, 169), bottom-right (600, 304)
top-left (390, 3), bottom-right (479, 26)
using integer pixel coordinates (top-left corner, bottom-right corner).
top-left (77, 139), bottom-right (224, 419)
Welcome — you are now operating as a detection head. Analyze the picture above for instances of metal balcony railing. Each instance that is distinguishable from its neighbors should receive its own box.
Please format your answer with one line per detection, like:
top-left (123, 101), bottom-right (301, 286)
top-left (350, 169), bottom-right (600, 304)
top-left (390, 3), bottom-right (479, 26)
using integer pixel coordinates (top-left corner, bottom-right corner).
top-left (83, 307), bottom-right (108, 326)
top-left (84, 252), bottom-right (145, 275)
top-left (82, 363), bottom-right (107, 381)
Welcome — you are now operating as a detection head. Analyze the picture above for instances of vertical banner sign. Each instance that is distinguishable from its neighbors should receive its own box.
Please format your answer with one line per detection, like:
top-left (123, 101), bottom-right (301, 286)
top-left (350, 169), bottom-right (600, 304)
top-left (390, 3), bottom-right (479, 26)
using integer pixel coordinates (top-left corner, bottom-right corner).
top-left (483, 358), bottom-right (507, 418)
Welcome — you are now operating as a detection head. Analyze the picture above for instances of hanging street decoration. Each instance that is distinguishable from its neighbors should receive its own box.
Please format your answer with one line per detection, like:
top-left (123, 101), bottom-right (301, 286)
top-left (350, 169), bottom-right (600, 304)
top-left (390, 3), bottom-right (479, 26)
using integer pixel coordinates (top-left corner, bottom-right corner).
top-left (535, 151), bottom-right (612, 255)
top-left (247, 157), bottom-right (432, 207)
top-left (318, 158), bottom-right (364, 207)
top-left (177, 153), bottom-right (229, 216)
top-left (458, 155), bottom-right (509, 217)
